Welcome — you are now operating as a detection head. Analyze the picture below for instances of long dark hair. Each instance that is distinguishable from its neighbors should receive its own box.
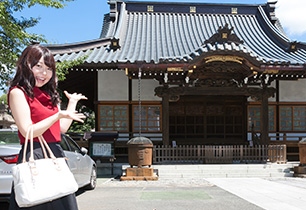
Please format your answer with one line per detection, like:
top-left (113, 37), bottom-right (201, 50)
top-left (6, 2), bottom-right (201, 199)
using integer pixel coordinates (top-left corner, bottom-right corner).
top-left (10, 44), bottom-right (60, 106)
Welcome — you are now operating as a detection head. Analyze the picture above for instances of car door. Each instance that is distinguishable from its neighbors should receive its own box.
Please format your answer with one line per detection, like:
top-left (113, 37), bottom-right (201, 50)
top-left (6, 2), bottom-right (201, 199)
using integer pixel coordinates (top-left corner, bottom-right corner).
top-left (62, 135), bottom-right (91, 187)
top-left (60, 135), bottom-right (82, 185)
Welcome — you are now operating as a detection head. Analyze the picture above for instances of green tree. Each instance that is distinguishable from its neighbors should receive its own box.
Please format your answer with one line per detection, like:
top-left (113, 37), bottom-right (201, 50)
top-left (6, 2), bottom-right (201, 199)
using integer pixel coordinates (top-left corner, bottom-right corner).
top-left (0, 0), bottom-right (75, 90)
top-left (68, 105), bottom-right (95, 133)
top-left (0, 93), bottom-right (7, 104)
top-left (1, 0), bottom-right (93, 132)
top-left (56, 56), bottom-right (88, 81)
top-left (58, 89), bottom-right (95, 133)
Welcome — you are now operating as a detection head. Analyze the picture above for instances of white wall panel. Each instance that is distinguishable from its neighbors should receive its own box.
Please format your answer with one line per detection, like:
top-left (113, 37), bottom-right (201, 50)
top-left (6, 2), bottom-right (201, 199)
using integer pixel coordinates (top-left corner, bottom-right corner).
top-left (279, 80), bottom-right (306, 102)
top-left (132, 79), bottom-right (161, 101)
top-left (98, 71), bottom-right (128, 101)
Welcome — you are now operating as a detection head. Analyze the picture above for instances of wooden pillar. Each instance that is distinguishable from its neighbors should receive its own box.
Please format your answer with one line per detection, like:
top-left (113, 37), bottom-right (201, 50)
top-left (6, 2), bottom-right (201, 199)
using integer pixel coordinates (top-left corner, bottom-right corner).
top-left (248, 87), bottom-right (275, 145)
top-left (162, 95), bottom-right (170, 145)
top-left (261, 88), bottom-right (269, 145)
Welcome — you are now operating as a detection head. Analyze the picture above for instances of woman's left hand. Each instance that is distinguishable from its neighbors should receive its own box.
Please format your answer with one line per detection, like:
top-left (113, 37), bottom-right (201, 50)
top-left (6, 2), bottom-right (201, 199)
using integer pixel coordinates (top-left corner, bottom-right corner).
top-left (64, 91), bottom-right (88, 103)
top-left (59, 110), bottom-right (86, 123)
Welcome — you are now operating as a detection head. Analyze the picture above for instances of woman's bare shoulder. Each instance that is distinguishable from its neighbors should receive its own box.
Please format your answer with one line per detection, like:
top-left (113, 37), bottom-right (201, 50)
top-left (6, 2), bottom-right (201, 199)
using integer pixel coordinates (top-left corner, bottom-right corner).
top-left (9, 87), bottom-right (25, 96)
top-left (8, 88), bottom-right (27, 104)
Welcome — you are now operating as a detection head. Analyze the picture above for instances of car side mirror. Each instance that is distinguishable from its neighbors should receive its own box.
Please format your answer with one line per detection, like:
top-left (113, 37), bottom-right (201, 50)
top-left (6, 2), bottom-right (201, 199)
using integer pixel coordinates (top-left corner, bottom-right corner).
top-left (81, 147), bottom-right (88, 155)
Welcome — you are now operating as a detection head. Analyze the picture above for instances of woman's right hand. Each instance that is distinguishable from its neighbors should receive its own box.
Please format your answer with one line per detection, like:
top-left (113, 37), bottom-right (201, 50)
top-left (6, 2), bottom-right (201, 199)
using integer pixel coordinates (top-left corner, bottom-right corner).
top-left (58, 110), bottom-right (86, 123)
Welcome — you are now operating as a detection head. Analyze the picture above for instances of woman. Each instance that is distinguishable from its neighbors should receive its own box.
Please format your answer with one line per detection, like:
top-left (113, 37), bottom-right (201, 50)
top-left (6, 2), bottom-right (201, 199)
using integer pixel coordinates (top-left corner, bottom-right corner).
top-left (8, 44), bottom-right (87, 210)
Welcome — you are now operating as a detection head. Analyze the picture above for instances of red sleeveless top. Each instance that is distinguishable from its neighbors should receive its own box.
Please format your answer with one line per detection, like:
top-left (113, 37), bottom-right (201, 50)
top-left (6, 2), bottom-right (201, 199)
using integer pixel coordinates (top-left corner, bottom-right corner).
top-left (8, 87), bottom-right (61, 144)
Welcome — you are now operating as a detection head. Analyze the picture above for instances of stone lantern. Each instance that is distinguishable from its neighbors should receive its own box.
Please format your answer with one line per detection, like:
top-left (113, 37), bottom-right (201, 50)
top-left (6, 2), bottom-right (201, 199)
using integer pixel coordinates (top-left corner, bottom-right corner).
top-left (294, 138), bottom-right (306, 177)
top-left (120, 136), bottom-right (157, 181)
top-left (127, 136), bottom-right (153, 168)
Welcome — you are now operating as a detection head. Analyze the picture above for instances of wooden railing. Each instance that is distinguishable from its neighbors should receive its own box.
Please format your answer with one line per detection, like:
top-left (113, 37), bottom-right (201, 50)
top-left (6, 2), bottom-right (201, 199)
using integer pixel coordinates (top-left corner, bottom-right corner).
top-left (153, 145), bottom-right (286, 164)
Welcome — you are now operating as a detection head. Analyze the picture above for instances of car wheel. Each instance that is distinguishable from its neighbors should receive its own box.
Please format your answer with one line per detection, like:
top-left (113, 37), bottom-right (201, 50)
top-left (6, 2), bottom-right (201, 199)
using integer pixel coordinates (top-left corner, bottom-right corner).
top-left (85, 166), bottom-right (97, 190)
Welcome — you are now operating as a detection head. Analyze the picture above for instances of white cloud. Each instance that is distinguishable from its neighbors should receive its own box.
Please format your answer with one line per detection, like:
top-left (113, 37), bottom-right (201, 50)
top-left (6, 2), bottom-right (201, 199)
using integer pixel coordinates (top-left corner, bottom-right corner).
top-left (275, 0), bottom-right (306, 36)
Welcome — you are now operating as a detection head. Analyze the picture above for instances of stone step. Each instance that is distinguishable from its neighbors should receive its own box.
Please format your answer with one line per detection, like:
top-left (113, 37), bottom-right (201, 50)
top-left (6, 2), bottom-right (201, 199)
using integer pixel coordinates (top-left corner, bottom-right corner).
top-left (152, 163), bottom-right (299, 178)
top-left (97, 162), bottom-right (299, 178)
top-left (156, 171), bottom-right (293, 178)
top-left (156, 173), bottom-right (293, 178)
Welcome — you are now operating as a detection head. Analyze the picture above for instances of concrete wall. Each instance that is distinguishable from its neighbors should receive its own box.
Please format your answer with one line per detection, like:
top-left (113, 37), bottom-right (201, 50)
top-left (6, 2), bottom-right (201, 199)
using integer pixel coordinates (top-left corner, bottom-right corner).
top-left (98, 71), bottom-right (161, 101)
top-left (132, 79), bottom-right (161, 101)
top-left (98, 70), bottom-right (128, 101)
top-left (96, 71), bottom-right (161, 139)
top-left (279, 79), bottom-right (306, 102)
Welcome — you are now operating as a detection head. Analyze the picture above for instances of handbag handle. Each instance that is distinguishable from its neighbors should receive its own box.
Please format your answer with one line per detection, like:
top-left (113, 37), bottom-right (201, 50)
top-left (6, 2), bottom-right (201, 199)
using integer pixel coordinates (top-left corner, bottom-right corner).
top-left (38, 135), bottom-right (56, 160)
top-left (22, 125), bottom-right (57, 163)
top-left (22, 126), bottom-right (33, 163)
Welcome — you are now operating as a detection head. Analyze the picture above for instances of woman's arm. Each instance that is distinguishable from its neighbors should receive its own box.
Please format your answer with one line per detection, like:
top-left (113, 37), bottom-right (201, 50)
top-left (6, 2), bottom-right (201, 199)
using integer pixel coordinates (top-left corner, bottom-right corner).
top-left (60, 91), bottom-right (87, 133)
top-left (9, 88), bottom-right (85, 138)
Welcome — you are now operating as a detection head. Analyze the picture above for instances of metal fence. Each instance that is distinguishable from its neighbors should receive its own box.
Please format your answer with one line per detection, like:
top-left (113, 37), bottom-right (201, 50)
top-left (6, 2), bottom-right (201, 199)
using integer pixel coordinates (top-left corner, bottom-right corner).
top-left (153, 144), bottom-right (286, 164)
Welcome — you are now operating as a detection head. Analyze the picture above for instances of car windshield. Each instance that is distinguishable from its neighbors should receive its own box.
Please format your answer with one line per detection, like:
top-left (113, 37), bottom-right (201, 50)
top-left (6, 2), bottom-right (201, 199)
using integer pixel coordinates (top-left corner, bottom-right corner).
top-left (0, 131), bottom-right (20, 144)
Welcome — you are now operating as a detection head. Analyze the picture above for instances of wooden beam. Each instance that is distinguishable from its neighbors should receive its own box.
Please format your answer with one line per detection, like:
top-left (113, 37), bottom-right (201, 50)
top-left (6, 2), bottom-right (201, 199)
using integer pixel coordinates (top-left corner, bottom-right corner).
top-left (155, 86), bottom-right (253, 97)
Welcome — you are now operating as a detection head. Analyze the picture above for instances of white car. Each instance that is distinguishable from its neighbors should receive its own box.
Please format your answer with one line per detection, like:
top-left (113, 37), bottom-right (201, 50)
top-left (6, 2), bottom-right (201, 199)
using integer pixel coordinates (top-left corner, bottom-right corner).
top-left (0, 129), bottom-right (97, 201)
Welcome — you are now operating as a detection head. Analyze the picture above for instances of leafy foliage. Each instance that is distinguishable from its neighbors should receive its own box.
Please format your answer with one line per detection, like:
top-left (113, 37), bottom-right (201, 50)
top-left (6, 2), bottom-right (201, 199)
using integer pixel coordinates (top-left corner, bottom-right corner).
top-left (68, 105), bottom-right (95, 133)
top-left (58, 89), bottom-right (95, 133)
top-left (0, 93), bottom-right (7, 104)
top-left (0, 0), bottom-right (75, 90)
top-left (56, 55), bottom-right (88, 81)
top-left (0, 0), bottom-right (94, 132)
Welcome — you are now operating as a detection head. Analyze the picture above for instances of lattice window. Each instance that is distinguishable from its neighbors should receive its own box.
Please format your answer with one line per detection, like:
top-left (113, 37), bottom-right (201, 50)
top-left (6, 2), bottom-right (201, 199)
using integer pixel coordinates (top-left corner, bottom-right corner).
top-left (293, 107), bottom-right (306, 130)
top-left (98, 105), bottom-right (128, 131)
top-left (133, 105), bottom-right (162, 132)
top-left (248, 106), bottom-right (261, 131)
top-left (248, 106), bottom-right (276, 131)
top-left (280, 106), bottom-right (306, 131)
top-left (269, 106), bottom-right (276, 131)
top-left (280, 106), bottom-right (292, 131)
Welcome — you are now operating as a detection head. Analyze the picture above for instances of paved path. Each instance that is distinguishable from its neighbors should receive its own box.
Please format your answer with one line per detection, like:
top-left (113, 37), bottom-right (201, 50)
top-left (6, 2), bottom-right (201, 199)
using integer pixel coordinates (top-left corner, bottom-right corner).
top-left (76, 178), bottom-right (263, 210)
top-left (206, 178), bottom-right (306, 210)
top-left (2, 177), bottom-right (306, 209)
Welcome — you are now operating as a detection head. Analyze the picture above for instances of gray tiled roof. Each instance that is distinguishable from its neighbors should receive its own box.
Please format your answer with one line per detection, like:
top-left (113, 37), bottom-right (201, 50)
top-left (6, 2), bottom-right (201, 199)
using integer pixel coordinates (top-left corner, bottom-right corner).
top-left (48, 1), bottom-right (306, 67)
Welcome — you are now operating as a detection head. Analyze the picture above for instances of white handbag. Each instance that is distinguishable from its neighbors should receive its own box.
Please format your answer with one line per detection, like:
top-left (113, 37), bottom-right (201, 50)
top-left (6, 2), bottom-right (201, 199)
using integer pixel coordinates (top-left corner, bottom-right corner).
top-left (12, 126), bottom-right (78, 207)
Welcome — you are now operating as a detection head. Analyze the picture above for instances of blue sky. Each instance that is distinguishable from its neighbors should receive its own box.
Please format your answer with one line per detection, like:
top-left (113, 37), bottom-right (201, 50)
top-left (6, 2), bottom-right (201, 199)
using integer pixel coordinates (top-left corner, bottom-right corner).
top-left (16, 0), bottom-right (306, 44)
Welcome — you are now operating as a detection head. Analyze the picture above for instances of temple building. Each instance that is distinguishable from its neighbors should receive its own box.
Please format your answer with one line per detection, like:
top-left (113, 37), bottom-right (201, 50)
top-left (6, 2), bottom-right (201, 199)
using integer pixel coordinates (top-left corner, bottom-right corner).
top-left (47, 1), bottom-right (306, 161)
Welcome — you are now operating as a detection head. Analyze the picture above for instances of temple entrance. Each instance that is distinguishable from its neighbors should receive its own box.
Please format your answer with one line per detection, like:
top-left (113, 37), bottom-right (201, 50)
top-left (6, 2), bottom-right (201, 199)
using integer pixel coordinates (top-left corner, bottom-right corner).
top-left (169, 96), bottom-right (247, 145)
